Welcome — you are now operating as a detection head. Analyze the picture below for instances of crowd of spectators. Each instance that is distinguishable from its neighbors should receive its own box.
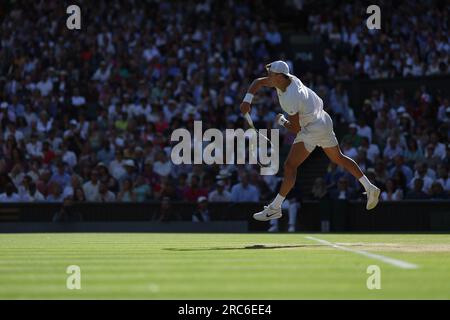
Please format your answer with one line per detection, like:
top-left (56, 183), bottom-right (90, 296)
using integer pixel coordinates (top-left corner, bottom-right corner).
top-left (0, 0), bottom-right (448, 212)
top-left (306, 0), bottom-right (449, 79)
top-left (0, 0), bottom-right (285, 207)
top-left (312, 87), bottom-right (449, 201)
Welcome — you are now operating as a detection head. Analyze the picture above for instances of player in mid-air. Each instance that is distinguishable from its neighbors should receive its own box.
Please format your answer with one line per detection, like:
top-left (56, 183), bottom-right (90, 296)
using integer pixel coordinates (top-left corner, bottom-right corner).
top-left (240, 60), bottom-right (380, 221)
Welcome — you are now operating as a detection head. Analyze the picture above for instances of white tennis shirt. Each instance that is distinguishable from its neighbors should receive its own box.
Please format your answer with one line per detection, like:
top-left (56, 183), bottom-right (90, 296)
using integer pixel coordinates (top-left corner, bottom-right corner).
top-left (276, 75), bottom-right (325, 127)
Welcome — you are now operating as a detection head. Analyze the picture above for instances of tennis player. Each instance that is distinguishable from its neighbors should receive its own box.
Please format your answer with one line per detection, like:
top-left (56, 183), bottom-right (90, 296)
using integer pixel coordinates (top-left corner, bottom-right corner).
top-left (240, 61), bottom-right (380, 221)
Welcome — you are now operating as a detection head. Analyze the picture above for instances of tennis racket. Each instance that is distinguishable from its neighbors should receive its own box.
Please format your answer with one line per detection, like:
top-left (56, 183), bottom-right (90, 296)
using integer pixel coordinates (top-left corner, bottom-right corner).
top-left (244, 113), bottom-right (274, 168)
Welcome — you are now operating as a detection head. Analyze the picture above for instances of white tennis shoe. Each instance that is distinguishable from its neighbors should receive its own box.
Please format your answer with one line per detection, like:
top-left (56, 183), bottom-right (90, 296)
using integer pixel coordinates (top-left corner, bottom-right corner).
top-left (253, 205), bottom-right (282, 221)
top-left (364, 185), bottom-right (380, 210)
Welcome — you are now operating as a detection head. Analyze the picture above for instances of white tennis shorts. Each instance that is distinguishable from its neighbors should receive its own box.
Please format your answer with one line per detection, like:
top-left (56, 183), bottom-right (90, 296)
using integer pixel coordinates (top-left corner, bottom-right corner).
top-left (293, 110), bottom-right (338, 152)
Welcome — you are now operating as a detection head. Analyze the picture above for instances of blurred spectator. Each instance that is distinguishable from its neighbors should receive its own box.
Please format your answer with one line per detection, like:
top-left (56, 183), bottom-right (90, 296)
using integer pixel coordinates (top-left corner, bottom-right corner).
top-left (83, 170), bottom-right (100, 201)
top-left (183, 175), bottom-right (208, 202)
top-left (152, 197), bottom-right (181, 222)
top-left (153, 152), bottom-right (172, 178)
top-left (73, 187), bottom-right (87, 202)
top-left (9, 164), bottom-right (25, 188)
top-left (429, 182), bottom-right (448, 200)
top-left (25, 133), bottom-right (43, 159)
top-left (328, 83), bottom-right (354, 123)
top-left (42, 141), bottom-right (56, 165)
top-left (97, 182), bottom-right (116, 202)
top-left (121, 159), bottom-right (138, 183)
top-left (359, 137), bottom-right (380, 164)
top-left (405, 178), bottom-right (430, 199)
top-left (52, 197), bottom-right (83, 223)
top-left (356, 117), bottom-right (373, 143)
top-left (329, 177), bottom-right (355, 200)
top-left (49, 161), bottom-right (71, 189)
top-left (389, 155), bottom-right (413, 184)
top-left (61, 143), bottom-right (77, 169)
top-left (109, 150), bottom-right (126, 181)
top-left (392, 170), bottom-right (407, 193)
top-left (424, 143), bottom-right (441, 167)
top-left (117, 178), bottom-right (137, 202)
top-left (311, 177), bottom-right (328, 200)
top-left (18, 176), bottom-right (34, 200)
top-left (0, 183), bottom-right (20, 202)
top-left (216, 169), bottom-right (233, 191)
top-left (46, 183), bottom-right (64, 203)
top-left (249, 171), bottom-right (272, 201)
top-left (97, 163), bottom-right (119, 193)
top-left (36, 169), bottom-right (51, 197)
top-left (404, 138), bottom-right (424, 165)
top-left (159, 177), bottom-right (180, 200)
top-left (192, 196), bottom-right (210, 222)
top-left (383, 137), bottom-right (404, 162)
top-left (62, 174), bottom-right (82, 200)
top-left (26, 182), bottom-right (45, 202)
top-left (231, 173), bottom-right (259, 202)
top-left (342, 123), bottom-right (362, 147)
top-left (436, 166), bottom-right (450, 191)
top-left (97, 140), bottom-right (115, 165)
top-left (429, 132), bottom-right (446, 160)
top-left (324, 162), bottom-right (345, 190)
top-left (381, 178), bottom-right (404, 201)
top-left (133, 175), bottom-right (152, 202)
top-left (19, 175), bottom-right (45, 202)
top-left (208, 181), bottom-right (232, 202)
top-left (409, 163), bottom-right (434, 193)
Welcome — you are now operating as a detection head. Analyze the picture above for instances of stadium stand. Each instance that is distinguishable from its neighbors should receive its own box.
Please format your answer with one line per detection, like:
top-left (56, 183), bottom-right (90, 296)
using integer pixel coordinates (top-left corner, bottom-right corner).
top-left (0, 0), bottom-right (448, 218)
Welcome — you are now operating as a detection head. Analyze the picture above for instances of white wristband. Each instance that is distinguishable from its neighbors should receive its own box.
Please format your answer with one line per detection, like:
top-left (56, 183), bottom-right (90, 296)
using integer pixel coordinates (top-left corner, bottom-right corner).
top-left (243, 93), bottom-right (254, 104)
top-left (277, 115), bottom-right (288, 126)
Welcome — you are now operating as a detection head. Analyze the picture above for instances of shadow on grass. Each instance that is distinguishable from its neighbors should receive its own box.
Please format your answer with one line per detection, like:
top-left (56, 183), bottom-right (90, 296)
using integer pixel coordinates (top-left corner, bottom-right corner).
top-left (163, 244), bottom-right (325, 251)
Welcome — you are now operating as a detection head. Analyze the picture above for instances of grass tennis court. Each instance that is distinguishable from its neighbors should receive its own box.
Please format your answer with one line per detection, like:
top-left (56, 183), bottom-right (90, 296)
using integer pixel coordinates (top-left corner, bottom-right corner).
top-left (1, 233), bottom-right (449, 299)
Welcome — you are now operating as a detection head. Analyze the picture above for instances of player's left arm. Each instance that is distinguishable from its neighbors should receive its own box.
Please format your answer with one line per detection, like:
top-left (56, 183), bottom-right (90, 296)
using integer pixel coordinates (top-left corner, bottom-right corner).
top-left (276, 113), bottom-right (301, 134)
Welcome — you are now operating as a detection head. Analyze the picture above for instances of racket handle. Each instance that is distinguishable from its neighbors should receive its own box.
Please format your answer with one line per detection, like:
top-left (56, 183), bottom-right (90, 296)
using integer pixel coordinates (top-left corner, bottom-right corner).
top-left (244, 113), bottom-right (254, 127)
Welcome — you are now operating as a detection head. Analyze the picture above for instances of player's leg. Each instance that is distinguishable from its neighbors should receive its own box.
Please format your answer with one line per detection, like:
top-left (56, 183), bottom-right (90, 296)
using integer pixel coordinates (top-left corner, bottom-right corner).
top-left (253, 141), bottom-right (312, 221)
top-left (322, 145), bottom-right (364, 178)
top-left (278, 141), bottom-right (312, 197)
top-left (322, 144), bottom-right (380, 210)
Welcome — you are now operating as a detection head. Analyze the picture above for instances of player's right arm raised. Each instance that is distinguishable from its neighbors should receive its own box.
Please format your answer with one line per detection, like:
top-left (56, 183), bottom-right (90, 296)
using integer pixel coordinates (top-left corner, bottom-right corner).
top-left (240, 77), bottom-right (274, 114)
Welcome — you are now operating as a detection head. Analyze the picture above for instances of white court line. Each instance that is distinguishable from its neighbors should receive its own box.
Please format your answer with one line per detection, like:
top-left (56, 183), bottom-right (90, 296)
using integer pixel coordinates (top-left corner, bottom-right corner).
top-left (305, 236), bottom-right (419, 270)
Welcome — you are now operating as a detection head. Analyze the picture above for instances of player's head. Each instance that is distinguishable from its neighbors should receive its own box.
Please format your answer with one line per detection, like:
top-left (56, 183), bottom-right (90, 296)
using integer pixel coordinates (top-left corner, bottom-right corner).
top-left (265, 60), bottom-right (290, 80)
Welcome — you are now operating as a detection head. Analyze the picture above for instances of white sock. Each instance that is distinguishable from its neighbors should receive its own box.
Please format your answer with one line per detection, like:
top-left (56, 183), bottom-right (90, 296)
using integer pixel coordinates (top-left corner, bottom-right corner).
top-left (269, 194), bottom-right (285, 209)
top-left (359, 175), bottom-right (373, 192)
